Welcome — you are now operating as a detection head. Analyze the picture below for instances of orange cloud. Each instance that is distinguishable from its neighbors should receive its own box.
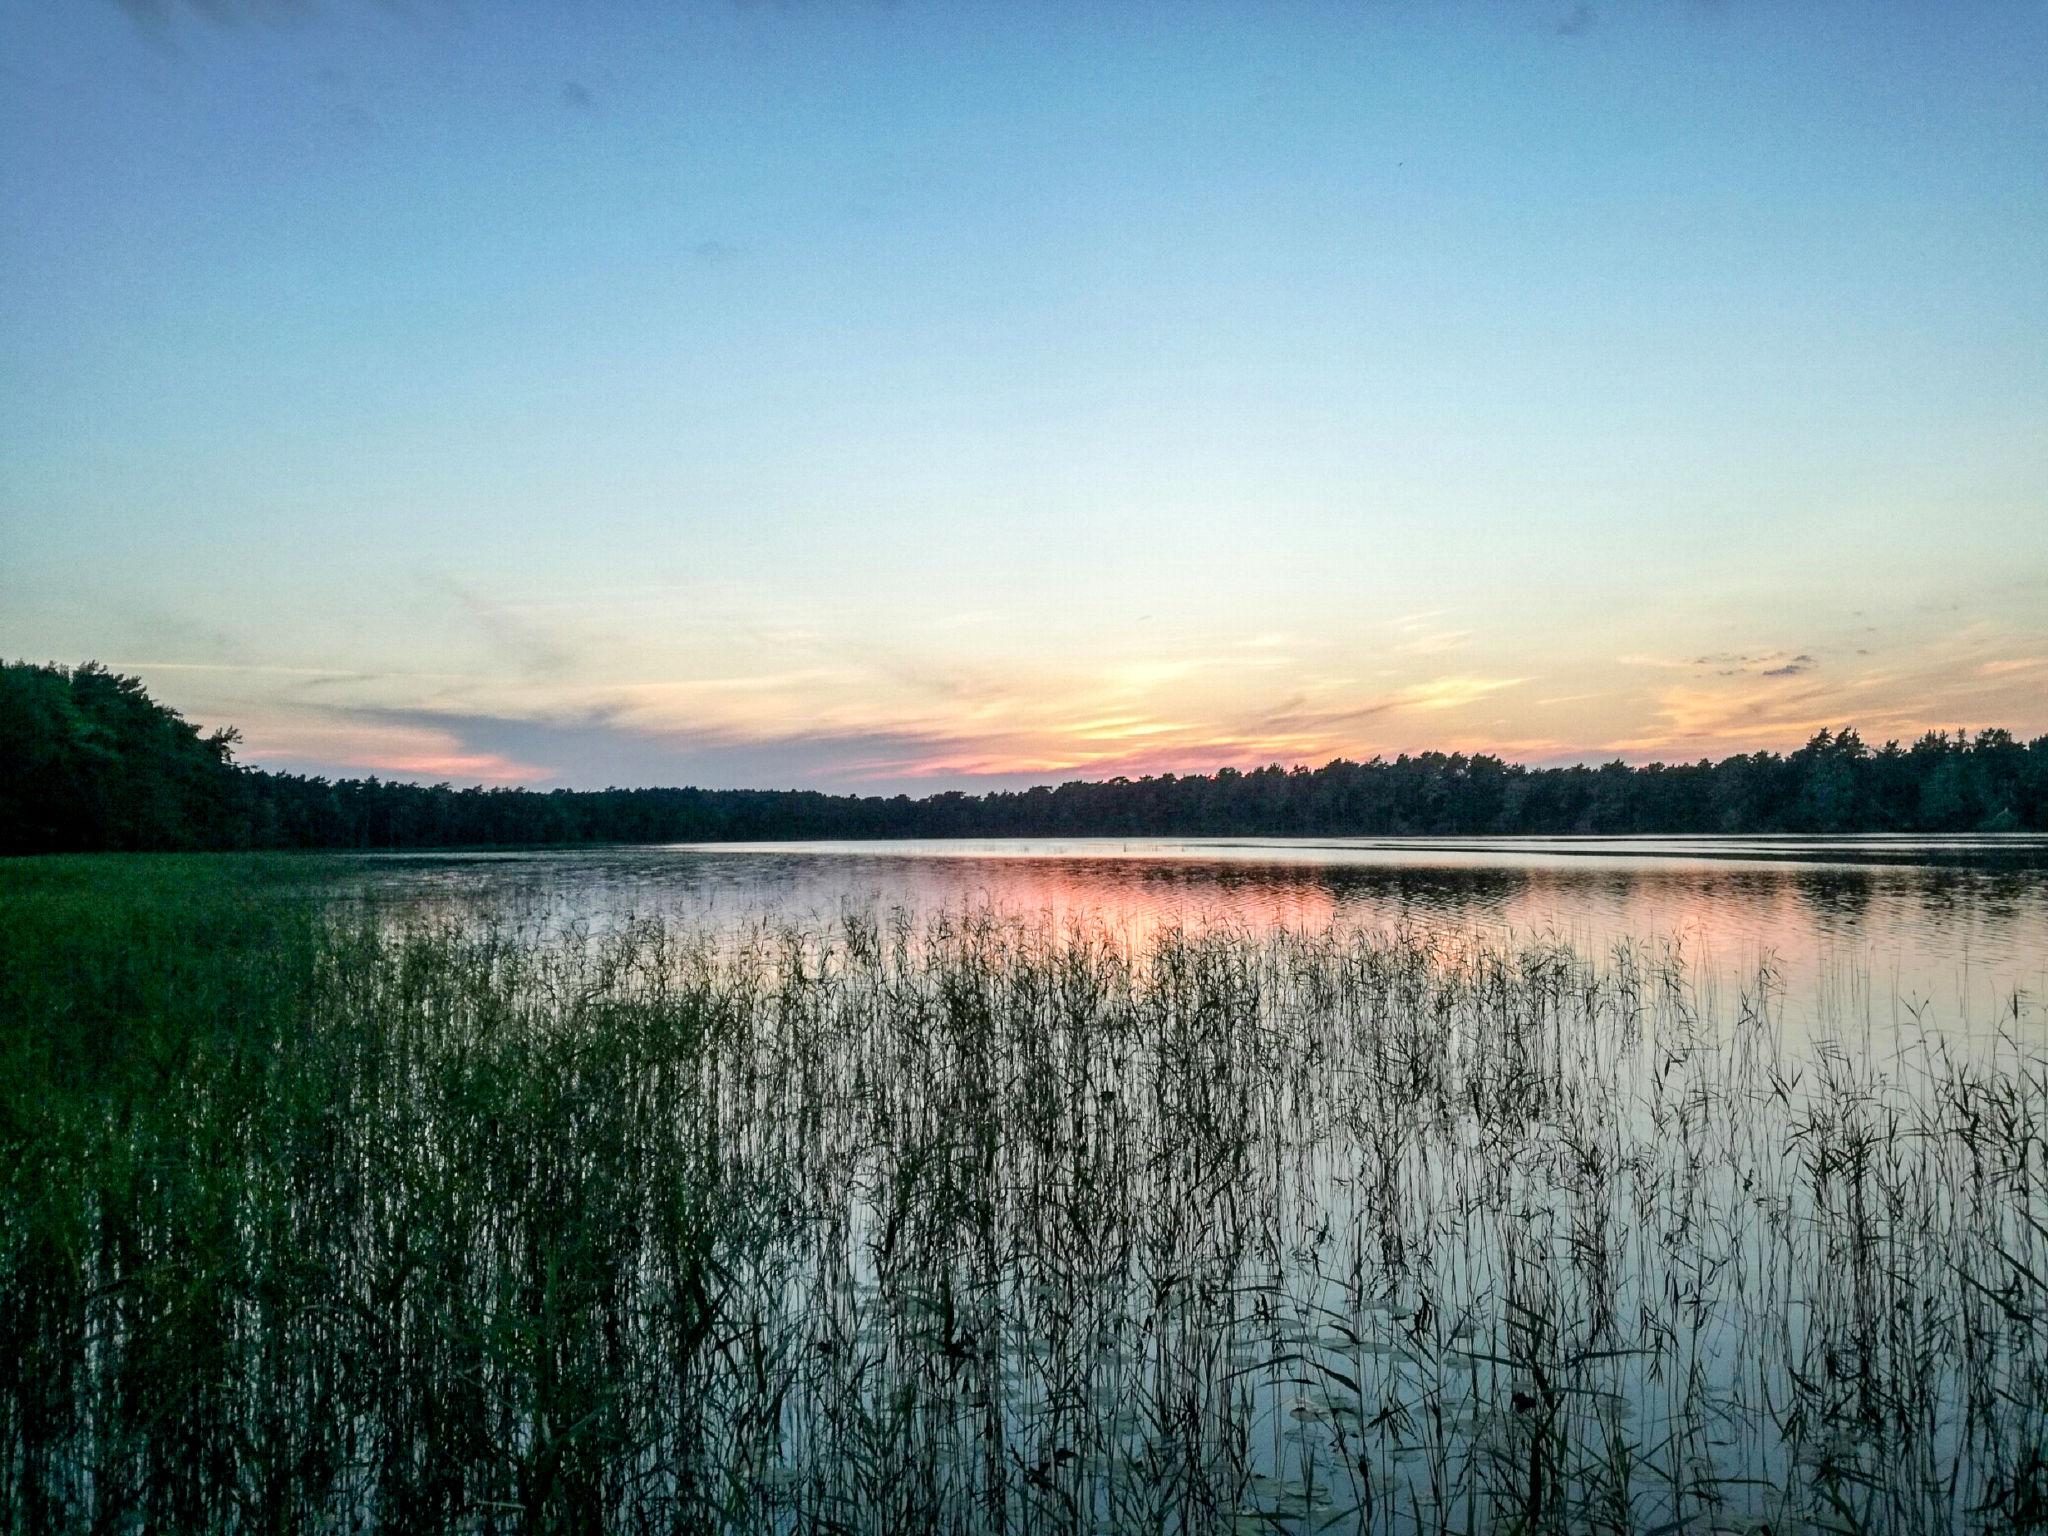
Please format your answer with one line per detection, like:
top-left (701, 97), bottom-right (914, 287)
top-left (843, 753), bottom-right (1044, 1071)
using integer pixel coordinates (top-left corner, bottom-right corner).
top-left (239, 718), bottom-right (553, 784)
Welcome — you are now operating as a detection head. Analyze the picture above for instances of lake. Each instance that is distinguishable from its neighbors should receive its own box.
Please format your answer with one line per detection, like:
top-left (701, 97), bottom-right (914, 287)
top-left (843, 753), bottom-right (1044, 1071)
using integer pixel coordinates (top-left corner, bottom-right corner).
top-left (346, 834), bottom-right (2048, 1042)
top-left (14, 840), bottom-right (2048, 1532)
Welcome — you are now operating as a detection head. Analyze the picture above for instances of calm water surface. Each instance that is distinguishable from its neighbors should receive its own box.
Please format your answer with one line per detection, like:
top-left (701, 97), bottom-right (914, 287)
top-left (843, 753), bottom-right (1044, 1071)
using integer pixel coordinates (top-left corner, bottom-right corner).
top-left (348, 834), bottom-right (2048, 1034)
top-left (96, 835), bottom-right (2041, 1531)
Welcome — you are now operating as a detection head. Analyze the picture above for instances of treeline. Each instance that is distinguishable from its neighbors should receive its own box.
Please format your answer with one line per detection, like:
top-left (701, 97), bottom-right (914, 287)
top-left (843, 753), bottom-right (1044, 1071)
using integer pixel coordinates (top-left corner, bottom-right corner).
top-left (4, 660), bottom-right (2046, 855)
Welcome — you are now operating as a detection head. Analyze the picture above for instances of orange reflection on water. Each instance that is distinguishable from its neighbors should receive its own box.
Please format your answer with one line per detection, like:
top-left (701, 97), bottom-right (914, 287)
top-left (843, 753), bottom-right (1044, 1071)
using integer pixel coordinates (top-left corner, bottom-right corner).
top-left (356, 837), bottom-right (2048, 1040)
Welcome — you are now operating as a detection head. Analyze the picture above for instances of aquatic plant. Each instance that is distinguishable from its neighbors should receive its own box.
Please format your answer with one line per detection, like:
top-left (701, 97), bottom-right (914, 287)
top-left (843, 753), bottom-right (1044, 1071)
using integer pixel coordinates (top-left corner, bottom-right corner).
top-left (2, 858), bottom-right (2044, 1533)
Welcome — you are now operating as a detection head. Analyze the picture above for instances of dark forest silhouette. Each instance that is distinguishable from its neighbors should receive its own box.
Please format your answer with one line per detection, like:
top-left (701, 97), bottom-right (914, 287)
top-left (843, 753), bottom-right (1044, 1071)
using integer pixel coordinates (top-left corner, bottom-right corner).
top-left (4, 660), bottom-right (2045, 854)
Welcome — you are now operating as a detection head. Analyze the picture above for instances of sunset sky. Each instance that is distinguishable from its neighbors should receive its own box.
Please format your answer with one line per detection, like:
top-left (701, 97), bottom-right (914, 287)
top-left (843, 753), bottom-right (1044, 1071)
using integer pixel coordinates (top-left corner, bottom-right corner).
top-left (3, 1), bottom-right (2044, 792)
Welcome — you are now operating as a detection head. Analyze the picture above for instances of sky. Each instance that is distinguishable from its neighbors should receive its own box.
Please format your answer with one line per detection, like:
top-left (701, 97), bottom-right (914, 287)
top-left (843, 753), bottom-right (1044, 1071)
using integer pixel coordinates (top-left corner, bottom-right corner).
top-left (2, 0), bottom-right (2044, 793)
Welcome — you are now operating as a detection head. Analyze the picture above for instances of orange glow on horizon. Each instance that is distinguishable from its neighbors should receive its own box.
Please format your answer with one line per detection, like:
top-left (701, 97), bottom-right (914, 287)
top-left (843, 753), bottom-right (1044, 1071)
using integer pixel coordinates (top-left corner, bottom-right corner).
top-left (115, 618), bottom-right (2048, 793)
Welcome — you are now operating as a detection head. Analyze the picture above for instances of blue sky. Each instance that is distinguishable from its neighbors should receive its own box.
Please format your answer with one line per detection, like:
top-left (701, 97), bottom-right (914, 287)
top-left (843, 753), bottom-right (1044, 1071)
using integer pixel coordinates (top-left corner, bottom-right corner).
top-left (2, 0), bottom-right (2044, 790)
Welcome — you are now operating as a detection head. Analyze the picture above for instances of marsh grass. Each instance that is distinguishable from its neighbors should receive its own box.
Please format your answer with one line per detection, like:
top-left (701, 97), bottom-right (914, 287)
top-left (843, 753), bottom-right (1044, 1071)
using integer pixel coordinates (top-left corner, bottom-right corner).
top-left (2, 857), bottom-right (2045, 1533)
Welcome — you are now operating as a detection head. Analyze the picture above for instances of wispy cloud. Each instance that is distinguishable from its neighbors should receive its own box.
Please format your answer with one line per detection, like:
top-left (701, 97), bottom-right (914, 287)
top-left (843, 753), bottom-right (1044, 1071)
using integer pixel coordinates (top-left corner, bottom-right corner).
top-left (306, 704), bottom-right (1015, 792)
top-left (1621, 648), bottom-right (1821, 679)
top-left (1599, 628), bottom-right (2048, 758)
top-left (156, 579), bottom-right (2042, 790)
top-left (110, 660), bottom-right (366, 679)
top-left (1396, 675), bottom-right (1524, 711)
top-left (1390, 628), bottom-right (1472, 658)
top-left (431, 577), bottom-right (583, 681)
top-left (248, 714), bottom-right (552, 785)
top-left (1760, 654), bottom-right (1818, 678)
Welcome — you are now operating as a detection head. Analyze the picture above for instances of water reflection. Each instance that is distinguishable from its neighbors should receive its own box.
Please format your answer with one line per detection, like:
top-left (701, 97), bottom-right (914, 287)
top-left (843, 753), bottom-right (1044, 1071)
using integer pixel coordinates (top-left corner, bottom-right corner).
top-left (346, 836), bottom-right (2048, 1031)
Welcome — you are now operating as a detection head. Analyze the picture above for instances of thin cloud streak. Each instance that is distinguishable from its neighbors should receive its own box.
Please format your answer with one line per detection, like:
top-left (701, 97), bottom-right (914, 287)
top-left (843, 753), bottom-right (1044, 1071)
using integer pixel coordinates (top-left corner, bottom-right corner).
top-left (109, 601), bottom-right (2048, 791)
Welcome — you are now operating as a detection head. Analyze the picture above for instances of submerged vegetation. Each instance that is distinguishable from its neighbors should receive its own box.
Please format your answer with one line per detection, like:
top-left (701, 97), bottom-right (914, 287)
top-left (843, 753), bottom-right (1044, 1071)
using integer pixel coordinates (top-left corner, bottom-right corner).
top-left (4, 857), bottom-right (2046, 1533)
top-left (6, 660), bottom-right (2048, 854)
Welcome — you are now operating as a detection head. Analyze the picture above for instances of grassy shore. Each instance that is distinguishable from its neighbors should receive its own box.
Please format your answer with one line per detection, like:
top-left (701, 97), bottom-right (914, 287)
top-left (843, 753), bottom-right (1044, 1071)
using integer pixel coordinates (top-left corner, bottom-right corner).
top-left (3, 855), bottom-right (2045, 1534)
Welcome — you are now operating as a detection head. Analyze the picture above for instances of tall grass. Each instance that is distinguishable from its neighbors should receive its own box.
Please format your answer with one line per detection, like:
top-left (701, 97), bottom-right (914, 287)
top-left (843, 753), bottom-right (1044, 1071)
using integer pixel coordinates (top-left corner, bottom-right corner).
top-left (2, 858), bottom-right (2044, 1533)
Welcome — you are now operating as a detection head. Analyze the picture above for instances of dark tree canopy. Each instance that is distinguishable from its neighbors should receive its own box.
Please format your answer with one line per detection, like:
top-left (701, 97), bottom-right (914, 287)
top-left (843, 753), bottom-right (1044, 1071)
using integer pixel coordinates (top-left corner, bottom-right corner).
top-left (0, 662), bottom-right (244, 853)
top-left (3, 661), bottom-right (2045, 855)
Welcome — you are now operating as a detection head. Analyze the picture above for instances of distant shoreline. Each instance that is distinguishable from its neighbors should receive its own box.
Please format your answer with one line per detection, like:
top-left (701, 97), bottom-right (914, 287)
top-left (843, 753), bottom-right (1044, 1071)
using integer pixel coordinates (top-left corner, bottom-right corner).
top-left (6, 661), bottom-right (2046, 854)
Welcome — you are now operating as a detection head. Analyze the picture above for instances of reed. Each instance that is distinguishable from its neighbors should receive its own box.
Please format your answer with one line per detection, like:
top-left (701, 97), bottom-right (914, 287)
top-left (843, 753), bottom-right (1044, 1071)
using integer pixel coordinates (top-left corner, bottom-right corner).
top-left (2, 857), bottom-right (2043, 1533)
